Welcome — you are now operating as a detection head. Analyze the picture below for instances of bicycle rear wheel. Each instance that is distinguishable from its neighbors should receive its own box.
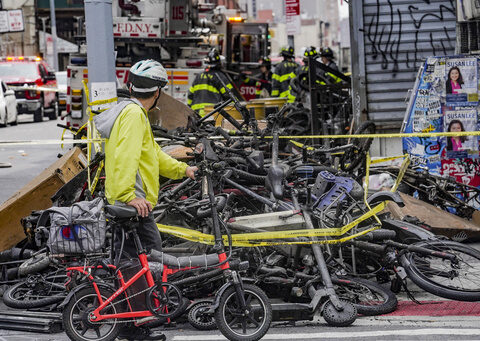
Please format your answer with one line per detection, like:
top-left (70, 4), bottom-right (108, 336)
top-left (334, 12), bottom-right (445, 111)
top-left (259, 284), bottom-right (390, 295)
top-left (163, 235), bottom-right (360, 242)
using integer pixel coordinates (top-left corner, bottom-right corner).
top-left (3, 273), bottom-right (66, 309)
top-left (401, 240), bottom-right (480, 301)
top-left (63, 286), bottom-right (120, 341)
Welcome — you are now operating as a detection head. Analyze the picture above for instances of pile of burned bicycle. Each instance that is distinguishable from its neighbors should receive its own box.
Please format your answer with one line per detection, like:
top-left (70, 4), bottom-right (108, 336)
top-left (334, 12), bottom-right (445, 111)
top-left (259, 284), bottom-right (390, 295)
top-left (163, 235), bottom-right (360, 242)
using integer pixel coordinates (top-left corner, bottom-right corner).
top-left (2, 100), bottom-right (480, 341)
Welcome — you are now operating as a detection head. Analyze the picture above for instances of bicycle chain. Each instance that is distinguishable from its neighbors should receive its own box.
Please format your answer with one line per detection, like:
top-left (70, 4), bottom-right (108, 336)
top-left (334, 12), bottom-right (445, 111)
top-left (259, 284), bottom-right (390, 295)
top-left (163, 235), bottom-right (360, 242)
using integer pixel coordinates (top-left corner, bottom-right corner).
top-left (87, 285), bottom-right (156, 325)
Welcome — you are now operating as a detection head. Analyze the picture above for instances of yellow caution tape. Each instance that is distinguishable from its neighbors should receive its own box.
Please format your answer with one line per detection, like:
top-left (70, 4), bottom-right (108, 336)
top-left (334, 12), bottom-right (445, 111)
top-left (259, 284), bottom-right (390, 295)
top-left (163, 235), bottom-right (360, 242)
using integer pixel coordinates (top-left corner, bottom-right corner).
top-left (157, 153), bottom-right (409, 247)
top-left (89, 97), bottom-right (118, 107)
top-left (157, 202), bottom-right (385, 247)
top-left (370, 154), bottom-right (409, 164)
top-left (264, 131), bottom-right (480, 139)
top-left (290, 140), bottom-right (315, 150)
top-left (157, 223), bottom-right (381, 247)
top-left (392, 155), bottom-right (410, 192)
top-left (2, 132), bottom-right (480, 147)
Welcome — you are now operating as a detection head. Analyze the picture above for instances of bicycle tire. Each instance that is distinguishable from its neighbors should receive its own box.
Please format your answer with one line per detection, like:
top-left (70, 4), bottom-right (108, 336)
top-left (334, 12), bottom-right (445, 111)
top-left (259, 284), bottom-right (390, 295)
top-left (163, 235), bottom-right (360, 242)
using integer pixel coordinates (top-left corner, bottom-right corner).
top-left (215, 283), bottom-right (272, 341)
top-left (63, 286), bottom-right (120, 341)
top-left (332, 276), bottom-right (398, 316)
top-left (188, 300), bottom-right (216, 330)
top-left (3, 276), bottom-right (66, 309)
top-left (340, 121), bottom-right (376, 172)
top-left (18, 253), bottom-right (51, 276)
top-left (400, 240), bottom-right (480, 301)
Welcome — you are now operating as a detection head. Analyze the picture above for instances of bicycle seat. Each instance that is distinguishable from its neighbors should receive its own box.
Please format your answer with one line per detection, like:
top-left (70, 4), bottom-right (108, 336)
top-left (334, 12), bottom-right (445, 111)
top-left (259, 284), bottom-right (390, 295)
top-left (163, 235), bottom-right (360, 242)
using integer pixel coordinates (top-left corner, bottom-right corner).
top-left (105, 205), bottom-right (137, 219)
top-left (266, 163), bottom-right (289, 200)
top-left (148, 249), bottom-right (219, 269)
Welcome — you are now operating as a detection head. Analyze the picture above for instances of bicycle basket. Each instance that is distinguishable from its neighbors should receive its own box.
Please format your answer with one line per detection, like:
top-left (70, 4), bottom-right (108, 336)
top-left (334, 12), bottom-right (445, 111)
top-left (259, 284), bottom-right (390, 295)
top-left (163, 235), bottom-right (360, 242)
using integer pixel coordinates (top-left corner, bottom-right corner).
top-left (41, 198), bottom-right (106, 255)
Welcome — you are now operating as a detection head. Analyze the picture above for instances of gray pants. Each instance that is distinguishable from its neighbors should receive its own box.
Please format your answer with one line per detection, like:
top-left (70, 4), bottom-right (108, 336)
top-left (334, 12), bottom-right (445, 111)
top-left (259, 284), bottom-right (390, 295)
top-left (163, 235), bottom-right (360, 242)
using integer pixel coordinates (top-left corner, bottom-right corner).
top-left (116, 213), bottom-right (162, 257)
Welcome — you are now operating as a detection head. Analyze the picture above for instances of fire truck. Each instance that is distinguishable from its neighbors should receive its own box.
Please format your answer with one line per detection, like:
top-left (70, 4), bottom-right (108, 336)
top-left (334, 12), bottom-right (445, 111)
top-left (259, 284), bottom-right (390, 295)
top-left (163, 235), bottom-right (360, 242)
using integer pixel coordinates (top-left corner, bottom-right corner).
top-left (65, 0), bottom-right (269, 129)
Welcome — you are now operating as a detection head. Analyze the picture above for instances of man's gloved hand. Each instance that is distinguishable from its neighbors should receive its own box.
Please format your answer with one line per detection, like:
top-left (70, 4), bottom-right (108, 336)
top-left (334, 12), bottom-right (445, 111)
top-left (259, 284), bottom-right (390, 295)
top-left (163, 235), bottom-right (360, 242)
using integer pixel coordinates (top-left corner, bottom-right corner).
top-left (127, 197), bottom-right (152, 217)
top-left (186, 166), bottom-right (198, 180)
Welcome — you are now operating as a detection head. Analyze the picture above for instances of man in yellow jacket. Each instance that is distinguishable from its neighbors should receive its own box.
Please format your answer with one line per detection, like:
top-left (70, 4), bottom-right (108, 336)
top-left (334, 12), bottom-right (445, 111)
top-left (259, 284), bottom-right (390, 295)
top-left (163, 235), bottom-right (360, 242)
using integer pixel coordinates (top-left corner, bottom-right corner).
top-left (94, 60), bottom-right (196, 340)
top-left (94, 59), bottom-right (196, 254)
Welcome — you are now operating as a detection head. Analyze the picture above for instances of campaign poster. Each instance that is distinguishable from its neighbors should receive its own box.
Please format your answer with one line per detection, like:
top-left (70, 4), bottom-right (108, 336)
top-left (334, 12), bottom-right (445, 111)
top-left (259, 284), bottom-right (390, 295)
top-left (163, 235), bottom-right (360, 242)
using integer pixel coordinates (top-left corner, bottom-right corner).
top-left (445, 58), bottom-right (478, 105)
top-left (443, 107), bottom-right (478, 159)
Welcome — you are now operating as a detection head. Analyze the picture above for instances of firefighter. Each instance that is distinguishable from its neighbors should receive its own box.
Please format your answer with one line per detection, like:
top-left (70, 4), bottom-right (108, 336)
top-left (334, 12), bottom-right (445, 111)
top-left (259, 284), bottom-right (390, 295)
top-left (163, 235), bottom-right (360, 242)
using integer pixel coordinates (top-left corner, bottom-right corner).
top-left (271, 46), bottom-right (299, 98)
top-left (319, 47), bottom-right (342, 84)
top-left (288, 46), bottom-right (319, 103)
top-left (243, 57), bottom-right (273, 98)
top-left (187, 48), bottom-right (235, 117)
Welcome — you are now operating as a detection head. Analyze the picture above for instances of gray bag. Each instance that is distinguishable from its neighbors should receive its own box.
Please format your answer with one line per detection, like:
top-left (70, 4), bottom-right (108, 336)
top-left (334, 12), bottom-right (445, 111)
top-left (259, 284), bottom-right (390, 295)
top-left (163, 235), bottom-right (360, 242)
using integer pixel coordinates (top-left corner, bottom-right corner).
top-left (42, 198), bottom-right (106, 255)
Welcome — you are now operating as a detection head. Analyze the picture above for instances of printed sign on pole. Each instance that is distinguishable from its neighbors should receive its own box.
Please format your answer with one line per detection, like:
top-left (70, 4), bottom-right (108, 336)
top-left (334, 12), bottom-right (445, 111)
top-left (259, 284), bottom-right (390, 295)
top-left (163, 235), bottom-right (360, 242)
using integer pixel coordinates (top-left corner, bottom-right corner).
top-left (91, 82), bottom-right (117, 111)
top-left (0, 11), bottom-right (8, 33)
top-left (7, 9), bottom-right (23, 32)
top-left (285, 0), bottom-right (301, 35)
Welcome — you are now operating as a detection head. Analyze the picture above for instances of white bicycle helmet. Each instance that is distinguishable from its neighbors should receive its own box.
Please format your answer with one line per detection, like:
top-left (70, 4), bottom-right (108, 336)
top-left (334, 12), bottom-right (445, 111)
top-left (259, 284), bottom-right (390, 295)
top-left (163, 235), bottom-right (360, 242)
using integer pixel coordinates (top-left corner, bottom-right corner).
top-left (128, 59), bottom-right (168, 93)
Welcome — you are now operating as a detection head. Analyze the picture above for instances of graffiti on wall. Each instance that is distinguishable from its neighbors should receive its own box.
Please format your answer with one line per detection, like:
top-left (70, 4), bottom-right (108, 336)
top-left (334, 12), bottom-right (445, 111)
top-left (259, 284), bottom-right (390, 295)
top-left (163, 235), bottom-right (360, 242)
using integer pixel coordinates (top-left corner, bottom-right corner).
top-left (364, 0), bottom-right (455, 74)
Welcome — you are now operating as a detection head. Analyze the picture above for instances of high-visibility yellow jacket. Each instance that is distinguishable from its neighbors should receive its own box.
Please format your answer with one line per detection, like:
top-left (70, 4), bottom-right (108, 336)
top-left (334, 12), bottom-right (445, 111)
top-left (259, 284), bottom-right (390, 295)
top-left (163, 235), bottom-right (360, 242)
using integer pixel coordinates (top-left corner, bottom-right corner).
top-left (187, 69), bottom-right (234, 116)
top-left (94, 99), bottom-right (188, 207)
top-left (271, 60), bottom-right (299, 98)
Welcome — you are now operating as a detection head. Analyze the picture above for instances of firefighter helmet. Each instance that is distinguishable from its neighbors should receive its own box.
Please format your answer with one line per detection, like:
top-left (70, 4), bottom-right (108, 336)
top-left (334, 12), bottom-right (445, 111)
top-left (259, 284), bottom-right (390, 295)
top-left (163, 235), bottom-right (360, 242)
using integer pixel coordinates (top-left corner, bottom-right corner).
top-left (280, 46), bottom-right (295, 58)
top-left (320, 47), bottom-right (334, 59)
top-left (303, 46), bottom-right (318, 60)
top-left (204, 48), bottom-right (221, 65)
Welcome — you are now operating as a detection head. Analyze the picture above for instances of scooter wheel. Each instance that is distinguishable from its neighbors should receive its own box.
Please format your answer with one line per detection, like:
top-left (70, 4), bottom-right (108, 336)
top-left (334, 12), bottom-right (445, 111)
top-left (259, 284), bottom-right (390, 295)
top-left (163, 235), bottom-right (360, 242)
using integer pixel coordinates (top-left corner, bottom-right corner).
top-left (322, 299), bottom-right (357, 327)
top-left (188, 301), bottom-right (216, 330)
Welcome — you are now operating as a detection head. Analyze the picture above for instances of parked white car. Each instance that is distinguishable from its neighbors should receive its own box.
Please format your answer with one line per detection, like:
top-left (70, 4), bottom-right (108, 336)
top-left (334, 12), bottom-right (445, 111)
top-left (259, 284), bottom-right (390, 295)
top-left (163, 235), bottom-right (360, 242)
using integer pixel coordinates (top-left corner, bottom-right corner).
top-left (0, 81), bottom-right (17, 127)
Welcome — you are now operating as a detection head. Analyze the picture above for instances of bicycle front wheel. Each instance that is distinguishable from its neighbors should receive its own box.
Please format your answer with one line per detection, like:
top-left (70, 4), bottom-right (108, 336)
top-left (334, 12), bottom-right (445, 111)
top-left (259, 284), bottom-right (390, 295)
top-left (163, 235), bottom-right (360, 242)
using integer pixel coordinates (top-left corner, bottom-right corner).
top-left (401, 240), bottom-right (480, 301)
top-left (215, 283), bottom-right (272, 341)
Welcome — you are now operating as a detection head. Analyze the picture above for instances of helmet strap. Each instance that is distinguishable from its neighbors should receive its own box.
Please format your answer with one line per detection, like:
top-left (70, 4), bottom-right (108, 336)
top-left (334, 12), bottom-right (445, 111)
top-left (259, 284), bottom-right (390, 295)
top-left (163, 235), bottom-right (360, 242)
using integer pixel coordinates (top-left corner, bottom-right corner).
top-left (149, 89), bottom-right (161, 111)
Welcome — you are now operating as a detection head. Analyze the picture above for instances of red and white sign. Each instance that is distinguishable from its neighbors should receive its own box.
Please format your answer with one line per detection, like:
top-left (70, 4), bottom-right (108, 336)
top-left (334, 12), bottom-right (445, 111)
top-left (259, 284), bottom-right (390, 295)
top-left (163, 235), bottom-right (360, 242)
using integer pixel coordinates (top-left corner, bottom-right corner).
top-left (115, 68), bottom-right (130, 85)
top-left (113, 17), bottom-right (161, 38)
top-left (8, 9), bottom-right (24, 32)
top-left (239, 84), bottom-right (257, 101)
top-left (285, 0), bottom-right (300, 35)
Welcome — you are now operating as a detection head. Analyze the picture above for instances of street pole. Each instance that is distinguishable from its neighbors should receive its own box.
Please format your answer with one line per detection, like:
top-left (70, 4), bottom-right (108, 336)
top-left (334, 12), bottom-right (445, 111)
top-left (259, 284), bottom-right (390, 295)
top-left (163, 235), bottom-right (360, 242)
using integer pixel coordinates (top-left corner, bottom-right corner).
top-left (84, 0), bottom-right (116, 163)
top-left (49, 0), bottom-right (58, 71)
top-left (288, 35), bottom-right (294, 49)
top-left (319, 20), bottom-right (323, 47)
top-left (40, 17), bottom-right (47, 56)
top-left (84, 0), bottom-right (116, 107)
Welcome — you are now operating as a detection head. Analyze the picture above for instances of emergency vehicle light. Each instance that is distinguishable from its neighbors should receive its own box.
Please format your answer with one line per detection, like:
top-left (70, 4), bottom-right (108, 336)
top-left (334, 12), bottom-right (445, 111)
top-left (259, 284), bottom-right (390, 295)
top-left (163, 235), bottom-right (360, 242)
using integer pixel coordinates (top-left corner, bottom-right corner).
top-left (2, 56), bottom-right (42, 62)
top-left (228, 17), bottom-right (244, 22)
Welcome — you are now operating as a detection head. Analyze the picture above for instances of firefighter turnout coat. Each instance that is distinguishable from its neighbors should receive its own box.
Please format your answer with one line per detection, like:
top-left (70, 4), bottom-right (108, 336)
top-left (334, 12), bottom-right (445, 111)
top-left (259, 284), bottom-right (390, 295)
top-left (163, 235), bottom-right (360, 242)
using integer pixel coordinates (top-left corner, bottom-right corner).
top-left (271, 60), bottom-right (299, 98)
top-left (187, 68), bottom-right (234, 116)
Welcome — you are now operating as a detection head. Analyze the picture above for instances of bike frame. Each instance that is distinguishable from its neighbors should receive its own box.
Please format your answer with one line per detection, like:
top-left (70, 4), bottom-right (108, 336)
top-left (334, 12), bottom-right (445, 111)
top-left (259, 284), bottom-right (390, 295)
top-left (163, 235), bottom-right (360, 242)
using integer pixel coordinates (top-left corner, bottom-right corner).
top-left (67, 232), bottom-right (231, 322)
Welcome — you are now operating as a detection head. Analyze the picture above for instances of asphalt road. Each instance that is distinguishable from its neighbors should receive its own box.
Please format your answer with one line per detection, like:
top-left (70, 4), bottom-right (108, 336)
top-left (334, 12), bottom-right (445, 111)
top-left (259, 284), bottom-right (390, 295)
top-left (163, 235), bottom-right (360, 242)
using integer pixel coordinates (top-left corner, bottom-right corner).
top-left (0, 114), bottom-right (73, 205)
top-left (1, 315), bottom-right (480, 341)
